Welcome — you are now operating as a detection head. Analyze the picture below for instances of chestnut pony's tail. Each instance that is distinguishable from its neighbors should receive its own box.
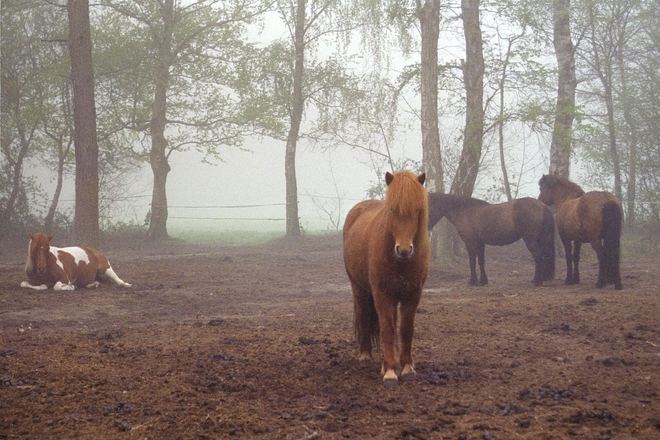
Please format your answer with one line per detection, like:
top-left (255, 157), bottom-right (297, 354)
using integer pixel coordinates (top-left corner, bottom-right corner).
top-left (360, 292), bottom-right (380, 348)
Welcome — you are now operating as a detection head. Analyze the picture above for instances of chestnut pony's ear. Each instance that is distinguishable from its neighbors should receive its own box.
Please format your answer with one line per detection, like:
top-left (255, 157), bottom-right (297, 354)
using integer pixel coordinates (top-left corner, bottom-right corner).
top-left (417, 173), bottom-right (426, 185)
top-left (48, 234), bottom-right (54, 242)
top-left (30, 233), bottom-right (35, 240)
top-left (385, 172), bottom-right (394, 186)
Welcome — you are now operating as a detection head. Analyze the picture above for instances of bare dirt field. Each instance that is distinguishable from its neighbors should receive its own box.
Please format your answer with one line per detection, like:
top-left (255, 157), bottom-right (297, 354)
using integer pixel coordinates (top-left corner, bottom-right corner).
top-left (1, 232), bottom-right (659, 440)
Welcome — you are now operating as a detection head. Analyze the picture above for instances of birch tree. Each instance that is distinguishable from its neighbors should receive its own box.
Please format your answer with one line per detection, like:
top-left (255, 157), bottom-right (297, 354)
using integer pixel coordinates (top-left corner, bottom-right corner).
top-left (548, 0), bottom-right (576, 178)
top-left (418, 0), bottom-right (443, 194)
top-left (271, 0), bottom-right (361, 237)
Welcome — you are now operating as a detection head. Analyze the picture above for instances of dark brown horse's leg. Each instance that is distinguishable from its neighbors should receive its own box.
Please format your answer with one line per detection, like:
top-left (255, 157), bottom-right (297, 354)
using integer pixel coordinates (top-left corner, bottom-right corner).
top-left (572, 241), bottom-right (581, 284)
top-left (467, 246), bottom-right (479, 286)
top-left (351, 284), bottom-right (374, 365)
top-left (524, 237), bottom-right (542, 286)
top-left (399, 294), bottom-right (422, 382)
top-left (592, 240), bottom-right (608, 288)
top-left (562, 238), bottom-right (575, 285)
top-left (477, 243), bottom-right (488, 285)
top-left (374, 295), bottom-right (399, 387)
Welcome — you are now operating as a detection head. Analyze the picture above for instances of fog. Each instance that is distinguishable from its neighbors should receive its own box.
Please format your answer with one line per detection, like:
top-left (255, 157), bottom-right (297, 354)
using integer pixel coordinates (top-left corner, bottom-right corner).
top-left (33, 138), bottom-right (422, 236)
top-left (164, 141), bottom-right (380, 233)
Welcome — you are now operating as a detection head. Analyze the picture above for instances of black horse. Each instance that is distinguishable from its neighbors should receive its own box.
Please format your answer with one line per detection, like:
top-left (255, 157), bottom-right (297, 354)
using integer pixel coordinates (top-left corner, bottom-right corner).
top-left (428, 193), bottom-right (555, 286)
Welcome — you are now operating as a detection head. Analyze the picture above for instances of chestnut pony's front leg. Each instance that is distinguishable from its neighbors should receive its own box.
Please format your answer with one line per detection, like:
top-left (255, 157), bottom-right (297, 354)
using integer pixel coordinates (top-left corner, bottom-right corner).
top-left (351, 283), bottom-right (374, 365)
top-left (374, 292), bottom-right (399, 388)
top-left (399, 292), bottom-right (422, 382)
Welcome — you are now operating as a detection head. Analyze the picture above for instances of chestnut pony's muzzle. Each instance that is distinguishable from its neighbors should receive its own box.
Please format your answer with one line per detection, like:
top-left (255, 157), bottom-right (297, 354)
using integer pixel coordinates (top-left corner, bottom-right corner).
top-left (395, 244), bottom-right (414, 260)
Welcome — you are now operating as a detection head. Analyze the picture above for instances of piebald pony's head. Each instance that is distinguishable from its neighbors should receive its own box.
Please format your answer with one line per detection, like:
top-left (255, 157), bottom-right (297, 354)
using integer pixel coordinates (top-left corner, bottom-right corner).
top-left (27, 232), bottom-right (54, 275)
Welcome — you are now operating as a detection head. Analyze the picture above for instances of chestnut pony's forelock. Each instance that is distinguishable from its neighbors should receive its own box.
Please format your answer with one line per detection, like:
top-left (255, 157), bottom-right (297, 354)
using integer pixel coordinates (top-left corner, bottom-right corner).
top-left (385, 171), bottom-right (428, 227)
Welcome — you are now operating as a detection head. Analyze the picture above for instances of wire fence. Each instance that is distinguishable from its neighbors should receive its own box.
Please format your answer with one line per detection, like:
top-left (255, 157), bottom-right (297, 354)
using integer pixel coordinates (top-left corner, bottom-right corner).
top-left (59, 193), bottom-right (660, 227)
top-left (56, 193), bottom-right (365, 226)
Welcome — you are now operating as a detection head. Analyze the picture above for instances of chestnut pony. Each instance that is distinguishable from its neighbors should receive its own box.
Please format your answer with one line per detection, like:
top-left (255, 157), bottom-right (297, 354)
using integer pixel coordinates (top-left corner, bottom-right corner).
top-left (538, 174), bottom-right (623, 289)
top-left (21, 232), bottom-right (132, 291)
top-left (428, 193), bottom-right (555, 286)
top-left (343, 171), bottom-right (430, 387)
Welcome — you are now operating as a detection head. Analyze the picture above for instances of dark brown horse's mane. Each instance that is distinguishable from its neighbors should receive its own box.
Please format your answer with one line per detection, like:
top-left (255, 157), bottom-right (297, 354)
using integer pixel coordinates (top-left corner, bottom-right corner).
top-left (538, 174), bottom-right (585, 197)
top-left (427, 193), bottom-right (490, 230)
top-left (429, 192), bottom-right (490, 210)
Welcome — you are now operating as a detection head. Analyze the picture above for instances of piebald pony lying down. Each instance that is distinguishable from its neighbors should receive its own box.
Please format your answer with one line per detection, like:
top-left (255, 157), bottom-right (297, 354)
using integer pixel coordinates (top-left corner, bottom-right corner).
top-left (21, 232), bottom-right (132, 291)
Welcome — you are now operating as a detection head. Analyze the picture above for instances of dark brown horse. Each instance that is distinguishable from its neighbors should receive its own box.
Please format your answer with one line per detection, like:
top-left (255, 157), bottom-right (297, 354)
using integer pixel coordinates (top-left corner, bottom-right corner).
top-left (428, 193), bottom-right (555, 286)
top-left (343, 171), bottom-right (430, 387)
top-left (538, 174), bottom-right (623, 289)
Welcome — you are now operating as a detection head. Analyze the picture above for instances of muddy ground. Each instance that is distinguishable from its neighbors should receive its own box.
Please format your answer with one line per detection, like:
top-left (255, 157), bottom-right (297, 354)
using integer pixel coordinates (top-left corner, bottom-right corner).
top-left (1, 232), bottom-right (659, 440)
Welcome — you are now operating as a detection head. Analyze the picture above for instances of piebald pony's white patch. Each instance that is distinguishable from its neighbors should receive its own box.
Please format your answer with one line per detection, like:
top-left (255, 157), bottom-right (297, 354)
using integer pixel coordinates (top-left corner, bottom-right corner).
top-left (52, 246), bottom-right (91, 273)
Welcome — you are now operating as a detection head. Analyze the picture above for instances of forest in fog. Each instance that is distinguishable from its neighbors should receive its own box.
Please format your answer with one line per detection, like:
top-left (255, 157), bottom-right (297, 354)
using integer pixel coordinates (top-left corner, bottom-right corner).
top-left (2, 0), bottom-right (659, 244)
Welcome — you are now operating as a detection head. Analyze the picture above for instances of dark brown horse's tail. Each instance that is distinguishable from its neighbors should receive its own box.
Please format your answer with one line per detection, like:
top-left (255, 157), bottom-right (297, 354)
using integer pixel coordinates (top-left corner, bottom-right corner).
top-left (601, 202), bottom-right (622, 285)
top-left (538, 207), bottom-right (556, 281)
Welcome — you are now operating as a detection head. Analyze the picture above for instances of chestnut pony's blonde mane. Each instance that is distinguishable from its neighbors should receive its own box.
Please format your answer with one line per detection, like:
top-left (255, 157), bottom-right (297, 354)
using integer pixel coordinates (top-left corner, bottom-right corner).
top-left (384, 171), bottom-right (429, 232)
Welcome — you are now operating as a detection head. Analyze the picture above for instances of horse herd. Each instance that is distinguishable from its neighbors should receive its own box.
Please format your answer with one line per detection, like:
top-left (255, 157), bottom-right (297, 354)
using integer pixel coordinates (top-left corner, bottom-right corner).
top-left (343, 171), bottom-right (622, 387)
top-left (19, 171), bottom-right (624, 387)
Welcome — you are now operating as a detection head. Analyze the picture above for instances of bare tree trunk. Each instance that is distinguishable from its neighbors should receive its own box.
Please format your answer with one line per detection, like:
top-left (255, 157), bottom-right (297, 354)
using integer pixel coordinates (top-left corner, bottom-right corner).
top-left (497, 36), bottom-right (518, 201)
top-left (285, 0), bottom-right (305, 238)
top-left (0, 125), bottom-right (32, 236)
top-left (0, 146), bottom-right (30, 236)
top-left (43, 138), bottom-right (71, 234)
top-left (68, 0), bottom-right (99, 248)
top-left (418, 0), bottom-right (443, 194)
top-left (418, 0), bottom-right (446, 260)
top-left (603, 80), bottom-right (622, 199)
top-left (618, 40), bottom-right (637, 225)
top-left (43, 85), bottom-right (73, 234)
top-left (450, 0), bottom-right (484, 197)
top-left (147, 0), bottom-right (174, 240)
top-left (0, 69), bottom-right (31, 237)
top-left (587, 1), bottom-right (622, 201)
top-left (498, 81), bottom-right (511, 200)
top-left (549, 0), bottom-right (575, 178)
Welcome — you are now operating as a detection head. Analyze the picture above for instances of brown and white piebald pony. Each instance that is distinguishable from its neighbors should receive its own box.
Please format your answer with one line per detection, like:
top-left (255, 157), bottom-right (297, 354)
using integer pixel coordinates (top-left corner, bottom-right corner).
top-left (21, 232), bottom-right (132, 291)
